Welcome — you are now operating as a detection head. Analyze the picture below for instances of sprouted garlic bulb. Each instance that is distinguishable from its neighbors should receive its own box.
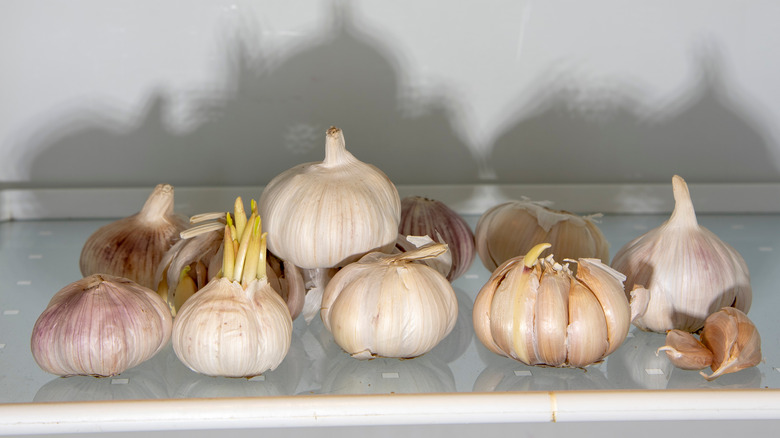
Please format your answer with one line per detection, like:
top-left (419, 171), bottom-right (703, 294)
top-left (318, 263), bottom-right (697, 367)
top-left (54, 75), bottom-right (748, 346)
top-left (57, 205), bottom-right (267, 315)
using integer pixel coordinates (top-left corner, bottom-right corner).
top-left (155, 198), bottom-right (304, 319)
top-left (475, 199), bottom-right (609, 272)
top-left (320, 242), bottom-right (458, 359)
top-left (399, 196), bottom-right (475, 280)
top-left (171, 199), bottom-right (293, 378)
top-left (611, 175), bottom-right (752, 333)
top-left (80, 184), bottom-right (188, 290)
top-left (473, 243), bottom-right (641, 367)
top-left (657, 307), bottom-right (761, 381)
top-left (31, 274), bottom-right (172, 377)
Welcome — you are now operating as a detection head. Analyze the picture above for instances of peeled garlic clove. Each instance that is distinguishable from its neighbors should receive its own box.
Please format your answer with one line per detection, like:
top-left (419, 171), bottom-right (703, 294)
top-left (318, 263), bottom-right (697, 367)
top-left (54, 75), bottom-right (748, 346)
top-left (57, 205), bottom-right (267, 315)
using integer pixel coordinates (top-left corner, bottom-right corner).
top-left (611, 175), bottom-right (752, 333)
top-left (657, 330), bottom-right (713, 370)
top-left (320, 242), bottom-right (458, 359)
top-left (80, 184), bottom-right (188, 290)
top-left (399, 196), bottom-right (475, 280)
top-left (31, 274), bottom-right (172, 377)
top-left (473, 244), bottom-right (631, 367)
top-left (259, 126), bottom-right (400, 270)
top-left (475, 200), bottom-right (609, 272)
top-left (699, 307), bottom-right (761, 381)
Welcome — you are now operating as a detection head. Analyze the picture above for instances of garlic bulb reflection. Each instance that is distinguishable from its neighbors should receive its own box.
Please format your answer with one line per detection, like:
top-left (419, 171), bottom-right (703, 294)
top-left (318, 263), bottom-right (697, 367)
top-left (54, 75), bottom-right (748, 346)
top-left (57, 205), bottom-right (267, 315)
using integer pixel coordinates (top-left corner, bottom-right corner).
top-left (320, 242), bottom-right (458, 359)
top-left (473, 243), bottom-right (636, 367)
top-left (259, 126), bottom-right (400, 269)
top-left (475, 200), bottom-right (609, 272)
top-left (399, 196), bottom-right (475, 280)
top-left (172, 200), bottom-right (292, 377)
top-left (80, 184), bottom-right (187, 289)
top-left (31, 274), bottom-right (172, 377)
top-left (612, 175), bottom-right (752, 333)
top-left (658, 307), bottom-right (761, 381)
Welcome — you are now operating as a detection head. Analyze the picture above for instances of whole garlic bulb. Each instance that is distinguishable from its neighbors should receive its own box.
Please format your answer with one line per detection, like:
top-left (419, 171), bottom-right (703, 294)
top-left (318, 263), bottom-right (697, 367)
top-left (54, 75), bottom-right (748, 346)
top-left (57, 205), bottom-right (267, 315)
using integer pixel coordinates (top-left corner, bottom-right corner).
top-left (473, 243), bottom-right (635, 367)
top-left (259, 126), bottom-right (401, 269)
top-left (172, 202), bottom-right (293, 378)
top-left (658, 307), bottom-right (761, 381)
top-left (475, 200), bottom-right (609, 272)
top-left (320, 242), bottom-right (458, 359)
top-left (31, 274), bottom-right (172, 377)
top-left (611, 175), bottom-right (752, 333)
top-left (80, 184), bottom-right (187, 290)
top-left (399, 196), bottom-right (475, 280)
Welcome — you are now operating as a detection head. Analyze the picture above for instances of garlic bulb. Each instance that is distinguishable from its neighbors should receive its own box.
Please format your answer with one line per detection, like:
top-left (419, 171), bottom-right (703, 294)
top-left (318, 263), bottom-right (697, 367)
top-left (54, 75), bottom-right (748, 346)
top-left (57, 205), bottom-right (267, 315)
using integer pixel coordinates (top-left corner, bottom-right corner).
top-left (658, 307), bottom-right (761, 381)
top-left (611, 175), bottom-right (752, 333)
top-left (473, 243), bottom-right (637, 367)
top-left (31, 274), bottom-right (172, 377)
top-left (259, 126), bottom-right (400, 269)
top-left (80, 184), bottom-right (188, 290)
top-left (320, 242), bottom-right (458, 359)
top-left (156, 199), bottom-right (304, 320)
top-left (172, 200), bottom-right (292, 377)
top-left (475, 199), bottom-right (609, 272)
top-left (399, 196), bottom-right (475, 280)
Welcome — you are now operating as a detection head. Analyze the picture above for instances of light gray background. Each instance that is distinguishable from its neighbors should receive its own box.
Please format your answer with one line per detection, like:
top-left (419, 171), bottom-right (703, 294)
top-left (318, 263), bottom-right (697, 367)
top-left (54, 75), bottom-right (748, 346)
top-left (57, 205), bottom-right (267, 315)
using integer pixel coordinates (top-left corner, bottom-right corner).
top-left (2, 1), bottom-right (779, 189)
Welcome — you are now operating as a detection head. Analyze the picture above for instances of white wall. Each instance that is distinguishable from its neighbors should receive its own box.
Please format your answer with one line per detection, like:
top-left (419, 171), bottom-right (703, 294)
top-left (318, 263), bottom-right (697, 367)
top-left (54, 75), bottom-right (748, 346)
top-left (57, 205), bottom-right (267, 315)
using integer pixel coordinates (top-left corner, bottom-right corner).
top-left (2, 0), bottom-right (779, 188)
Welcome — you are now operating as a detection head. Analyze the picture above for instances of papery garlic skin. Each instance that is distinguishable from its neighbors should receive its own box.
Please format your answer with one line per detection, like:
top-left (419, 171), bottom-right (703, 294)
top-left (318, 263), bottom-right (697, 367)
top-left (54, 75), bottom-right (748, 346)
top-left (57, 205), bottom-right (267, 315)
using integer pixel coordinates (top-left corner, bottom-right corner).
top-left (611, 176), bottom-right (752, 333)
top-left (473, 244), bottom-right (632, 367)
top-left (475, 200), bottom-right (609, 272)
top-left (80, 184), bottom-right (187, 290)
top-left (320, 243), bottom-right (458, 359)
top-left (259, 127), bottom-right (401, 269)
top-left (399, 196), bottom-right (475, 280)
top-left (172, 277), bottom-right (292, 377)
top-left (31, 274), bottom-right (172, 377)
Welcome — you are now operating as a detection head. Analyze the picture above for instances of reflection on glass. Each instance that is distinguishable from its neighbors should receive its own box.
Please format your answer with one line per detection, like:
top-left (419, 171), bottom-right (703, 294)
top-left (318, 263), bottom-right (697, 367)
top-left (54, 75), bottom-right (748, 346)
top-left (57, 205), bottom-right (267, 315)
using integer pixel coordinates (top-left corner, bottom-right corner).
top-left (606, 329), bottom-right (762, 389)
top-left (473, 357), bottom-right (611, 392)
top-left (33, 361), bottom-right (168, 402)
top-left (320, 353), bottom-right (455, 395)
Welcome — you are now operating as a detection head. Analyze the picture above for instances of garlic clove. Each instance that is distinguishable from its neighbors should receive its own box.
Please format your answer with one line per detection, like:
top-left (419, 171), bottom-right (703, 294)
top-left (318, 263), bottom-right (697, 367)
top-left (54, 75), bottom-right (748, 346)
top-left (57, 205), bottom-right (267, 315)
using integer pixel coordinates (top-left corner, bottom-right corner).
top-left (472, 258), bottom-right (521, 358)
top-left (31, 274), bottom-right (172, 377)
top-left (566, 281), bottom-right (609, 368)
top-left (699, 307), bottom-right (761, 381)
top-left (399, 196), bottom-right (475, 280)
top-left (574, 258), bottom-right (630, 356)
top-left (533, 261), bottom-right (570, 367)
top-left (80, 184), bottom-right (188, 290)
top-left (657, 329), bottom-right (713, 370)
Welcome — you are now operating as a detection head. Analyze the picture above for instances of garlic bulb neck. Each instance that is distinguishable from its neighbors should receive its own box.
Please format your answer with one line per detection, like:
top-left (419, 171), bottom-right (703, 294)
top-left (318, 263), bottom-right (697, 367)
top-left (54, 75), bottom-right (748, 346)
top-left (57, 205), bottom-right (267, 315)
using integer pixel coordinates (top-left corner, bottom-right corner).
top-left (323, 126), bottom-right (358, 167)
top-left (139, 184), bottom-right (176, 223)
top-left (668, 175), bottom-right (698, 228)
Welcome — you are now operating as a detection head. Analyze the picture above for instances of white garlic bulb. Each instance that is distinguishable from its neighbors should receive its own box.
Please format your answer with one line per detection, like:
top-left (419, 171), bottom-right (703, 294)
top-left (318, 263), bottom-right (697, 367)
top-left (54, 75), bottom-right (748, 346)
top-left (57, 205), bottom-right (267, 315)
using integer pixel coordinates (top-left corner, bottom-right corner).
top-left (259, 126), bottom-right (400, 269)
top-left (31, 274), bottom-right (172, 377)
top-left (172, 201), bottom-right (292, 378)
top-left (475, 199), bottom-right (609, 272)
top-left (399, 196), bottom-right (475, 280)
top-left (320, 242), bottom-right (458, 359)
top-left (611, 175), bottom-right (752, 333)
top-left (80, 184), bottom-right (188, 290)
top-left (473, 243), bottom-right (637, 367)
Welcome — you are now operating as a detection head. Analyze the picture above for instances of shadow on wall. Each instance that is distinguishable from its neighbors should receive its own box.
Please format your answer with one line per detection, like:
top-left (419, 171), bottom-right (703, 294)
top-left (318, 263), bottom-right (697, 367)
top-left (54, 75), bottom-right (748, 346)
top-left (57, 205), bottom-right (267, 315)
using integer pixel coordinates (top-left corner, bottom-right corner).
top-left (20, 4), bottom-right (479, 188)
top-left (489, 48), bottom-right (778, 185)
